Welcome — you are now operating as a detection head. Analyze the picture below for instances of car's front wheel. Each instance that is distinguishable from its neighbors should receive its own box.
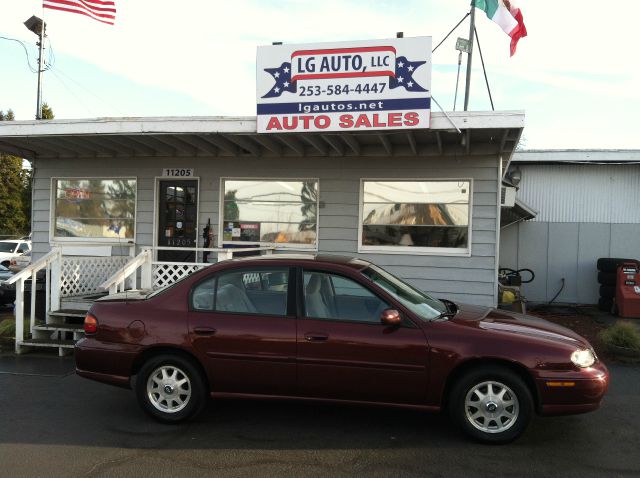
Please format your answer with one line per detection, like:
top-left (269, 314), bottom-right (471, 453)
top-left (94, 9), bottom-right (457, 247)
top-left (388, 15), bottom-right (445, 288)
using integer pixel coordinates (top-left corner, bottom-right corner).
top-left (136, 354), bottom-right (206, 423)
top-left (449, 366), bottom-right (533, 443)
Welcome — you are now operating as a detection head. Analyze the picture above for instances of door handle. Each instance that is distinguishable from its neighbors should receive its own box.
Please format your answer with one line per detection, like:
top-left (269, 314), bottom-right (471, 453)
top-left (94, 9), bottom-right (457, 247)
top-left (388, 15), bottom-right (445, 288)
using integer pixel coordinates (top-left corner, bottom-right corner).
top-left (193, 327), bottom-right (217, 336)
top-left (304, 333), bottom-right (329, 342)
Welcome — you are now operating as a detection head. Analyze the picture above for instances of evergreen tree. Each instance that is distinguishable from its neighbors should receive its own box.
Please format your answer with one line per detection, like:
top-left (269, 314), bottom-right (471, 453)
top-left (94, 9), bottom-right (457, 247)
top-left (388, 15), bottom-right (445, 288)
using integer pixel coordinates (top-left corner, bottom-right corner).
top-left (0, 104), bottom-right (54, 238)
top-left (0, 109), bottom-right (29, 237)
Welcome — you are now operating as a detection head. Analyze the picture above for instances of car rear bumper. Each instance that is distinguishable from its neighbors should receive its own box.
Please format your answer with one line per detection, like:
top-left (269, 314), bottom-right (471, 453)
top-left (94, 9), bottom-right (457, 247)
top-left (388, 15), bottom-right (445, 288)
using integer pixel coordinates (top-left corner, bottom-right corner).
top-left (75, 338), bottom-right (139, 388)
top-left (537, 361), bottom-right (609, 416)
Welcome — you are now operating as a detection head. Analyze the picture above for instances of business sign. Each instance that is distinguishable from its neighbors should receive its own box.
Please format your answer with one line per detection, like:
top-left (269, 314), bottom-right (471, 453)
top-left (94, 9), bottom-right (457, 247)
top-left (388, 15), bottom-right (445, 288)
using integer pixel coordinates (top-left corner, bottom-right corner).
top-left (256, 37), bottom-right (431, 133)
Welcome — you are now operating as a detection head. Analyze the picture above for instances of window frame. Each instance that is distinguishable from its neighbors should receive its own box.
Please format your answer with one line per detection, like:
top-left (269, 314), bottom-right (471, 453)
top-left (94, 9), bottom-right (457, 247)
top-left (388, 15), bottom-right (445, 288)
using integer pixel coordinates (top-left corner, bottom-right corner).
top-left (358, 178), bottom-right (473, 257)
top-left (189, 266), bottom-right (296, 318)
top-left (50, 176), bottom-right (138, 244)
top-left (218, 177), bottom-right (320, 251)
top-left (299, 268), bottom-right (413, 327)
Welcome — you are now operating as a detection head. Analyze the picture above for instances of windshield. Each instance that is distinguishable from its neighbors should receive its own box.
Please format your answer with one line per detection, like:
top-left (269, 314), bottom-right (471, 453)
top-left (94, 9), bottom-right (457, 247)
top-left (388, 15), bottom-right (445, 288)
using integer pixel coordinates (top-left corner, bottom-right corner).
top-left (362, 265), bottom-right (447, 321)
top-left (0, 242), bottom-right (17, 253)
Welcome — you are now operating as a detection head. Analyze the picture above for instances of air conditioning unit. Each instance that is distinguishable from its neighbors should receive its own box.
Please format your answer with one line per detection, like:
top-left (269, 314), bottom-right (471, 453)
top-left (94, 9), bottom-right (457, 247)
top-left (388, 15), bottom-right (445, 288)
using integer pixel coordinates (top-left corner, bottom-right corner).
top-left (501, 186), bottom-right (516, 207)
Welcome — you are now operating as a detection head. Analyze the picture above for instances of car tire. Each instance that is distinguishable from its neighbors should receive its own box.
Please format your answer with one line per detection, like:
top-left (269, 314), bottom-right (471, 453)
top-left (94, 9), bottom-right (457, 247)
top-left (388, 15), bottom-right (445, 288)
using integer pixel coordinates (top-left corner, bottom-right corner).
top-left (597, 258), bottom-right (638, 273)
top-left (598, 297), bottom-right (613, 312)
top-left (597, 272), bottom-right (616, 286)
top-left (599, 285), bottom-right (616, 299)
top-left (449, 366), bottom-right (533, 444)
top-left (0, 261), bottom-right (9, 268)
top-left (136, 354), bottom-right (207, 423)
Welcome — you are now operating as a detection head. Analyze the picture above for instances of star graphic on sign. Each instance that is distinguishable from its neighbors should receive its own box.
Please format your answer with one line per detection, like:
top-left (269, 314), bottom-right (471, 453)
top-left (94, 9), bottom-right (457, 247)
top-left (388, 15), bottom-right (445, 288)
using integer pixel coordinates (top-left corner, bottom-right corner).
top-left (389, 56), bottom-right (428, 92)
top-left (261, 62), bottom-right (297, 98)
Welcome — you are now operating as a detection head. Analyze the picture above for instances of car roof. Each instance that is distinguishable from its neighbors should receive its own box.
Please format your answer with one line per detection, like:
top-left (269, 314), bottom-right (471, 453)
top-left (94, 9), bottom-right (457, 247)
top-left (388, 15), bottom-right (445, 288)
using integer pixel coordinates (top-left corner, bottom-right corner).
top-left (227, 253), bottom-right (372, 271)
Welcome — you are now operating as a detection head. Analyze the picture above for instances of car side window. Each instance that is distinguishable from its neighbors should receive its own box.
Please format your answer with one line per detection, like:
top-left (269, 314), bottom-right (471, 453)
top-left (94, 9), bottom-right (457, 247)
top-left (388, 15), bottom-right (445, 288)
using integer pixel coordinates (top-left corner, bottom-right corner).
top-left (191, 277), bottom-right (215, 311)
top-left (214, 268), bottom-right (289, 316)
top-left (303, 271), bottom-right (389, 324)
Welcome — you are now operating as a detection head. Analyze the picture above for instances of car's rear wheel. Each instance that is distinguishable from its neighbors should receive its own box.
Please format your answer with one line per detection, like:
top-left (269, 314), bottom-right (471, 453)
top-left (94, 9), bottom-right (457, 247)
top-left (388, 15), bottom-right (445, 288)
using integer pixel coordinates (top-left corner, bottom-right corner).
top-left (450, 366), bottom-right (533, 444)
top-left (136, 354), bottom-right (206, 423)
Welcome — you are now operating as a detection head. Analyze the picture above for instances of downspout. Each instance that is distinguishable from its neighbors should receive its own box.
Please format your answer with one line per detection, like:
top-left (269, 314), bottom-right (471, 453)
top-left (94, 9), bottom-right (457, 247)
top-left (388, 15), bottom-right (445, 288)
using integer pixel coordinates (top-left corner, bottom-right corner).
top-left (494, 153), bottom-right (503, 308)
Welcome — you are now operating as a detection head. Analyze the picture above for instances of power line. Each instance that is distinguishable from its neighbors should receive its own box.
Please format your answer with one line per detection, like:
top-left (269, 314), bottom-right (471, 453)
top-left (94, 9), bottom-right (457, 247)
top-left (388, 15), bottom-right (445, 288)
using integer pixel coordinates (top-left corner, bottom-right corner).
top-left (48, 65), bottom-right (127, 116)
top-left (48, 66), bottom-right (96, 116)
top-left (0, 35), bottom-right (38, 73)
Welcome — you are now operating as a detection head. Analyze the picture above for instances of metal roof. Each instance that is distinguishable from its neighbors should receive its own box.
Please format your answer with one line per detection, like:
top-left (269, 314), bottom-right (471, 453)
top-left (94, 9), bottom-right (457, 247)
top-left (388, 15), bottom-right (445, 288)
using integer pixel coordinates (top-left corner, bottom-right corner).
top-left (0, 112), bottom-right (523, 170)
top-left (512, 149), bottom-right (640, 164)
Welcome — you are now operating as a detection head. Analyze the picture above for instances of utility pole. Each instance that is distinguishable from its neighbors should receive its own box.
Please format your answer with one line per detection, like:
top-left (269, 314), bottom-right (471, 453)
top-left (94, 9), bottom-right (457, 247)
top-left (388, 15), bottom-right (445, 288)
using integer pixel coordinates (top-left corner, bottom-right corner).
top-left (463, 3), bottom-right (476, 111)
top-left (36, 22), bottom-right (46, 119)
top-left (24, 16), bottom-right (47, 120)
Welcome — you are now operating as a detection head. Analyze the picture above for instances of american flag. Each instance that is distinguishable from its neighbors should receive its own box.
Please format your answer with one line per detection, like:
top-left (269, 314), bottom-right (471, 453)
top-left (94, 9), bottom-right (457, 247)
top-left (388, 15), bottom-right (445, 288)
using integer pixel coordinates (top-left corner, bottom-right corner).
top-left (43, 0), bottom-right (116, 25)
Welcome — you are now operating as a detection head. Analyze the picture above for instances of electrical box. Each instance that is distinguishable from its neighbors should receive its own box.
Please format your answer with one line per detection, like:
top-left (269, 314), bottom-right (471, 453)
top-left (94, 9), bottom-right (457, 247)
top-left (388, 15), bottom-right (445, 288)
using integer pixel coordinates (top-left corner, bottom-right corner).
top-left (500, 186), bottom-right (516, 207)
top-left (616, 263), bottom-right (640, 318)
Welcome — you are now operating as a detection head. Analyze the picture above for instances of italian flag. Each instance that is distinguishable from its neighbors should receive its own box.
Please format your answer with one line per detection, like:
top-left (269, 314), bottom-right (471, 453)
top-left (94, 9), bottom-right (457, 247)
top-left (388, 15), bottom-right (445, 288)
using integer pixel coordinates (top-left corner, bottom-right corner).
top-left (473, 0), bottom-right (527, 56)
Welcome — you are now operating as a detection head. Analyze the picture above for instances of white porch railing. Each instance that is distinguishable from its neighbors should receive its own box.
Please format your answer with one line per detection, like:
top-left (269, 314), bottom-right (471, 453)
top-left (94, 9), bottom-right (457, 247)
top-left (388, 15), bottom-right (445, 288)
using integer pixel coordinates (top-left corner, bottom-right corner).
top-left (99, 246), bottom-right (276, 295)
top-left (4, 248), bottom-right (60, 353)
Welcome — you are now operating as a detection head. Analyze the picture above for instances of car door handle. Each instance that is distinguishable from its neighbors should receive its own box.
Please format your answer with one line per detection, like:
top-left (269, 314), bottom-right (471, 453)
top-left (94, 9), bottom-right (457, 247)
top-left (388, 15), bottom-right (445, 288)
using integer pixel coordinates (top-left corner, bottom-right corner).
top-left (304, 333), bottom-right (329, 342)
top-left (193, 327), bottom-right (217, 336)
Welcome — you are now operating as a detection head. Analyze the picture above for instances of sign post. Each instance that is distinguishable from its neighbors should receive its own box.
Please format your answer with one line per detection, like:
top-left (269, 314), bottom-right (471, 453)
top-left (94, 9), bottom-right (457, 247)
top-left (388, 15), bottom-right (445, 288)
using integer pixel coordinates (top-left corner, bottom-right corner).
top-left (256, 37), bottom-right (431, 133)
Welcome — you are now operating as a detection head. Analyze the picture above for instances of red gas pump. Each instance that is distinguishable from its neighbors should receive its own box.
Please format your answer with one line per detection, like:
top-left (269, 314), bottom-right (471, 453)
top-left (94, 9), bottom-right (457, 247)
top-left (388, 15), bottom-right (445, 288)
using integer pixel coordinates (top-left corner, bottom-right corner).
top-left (616, 262), bottom-right (640, 318)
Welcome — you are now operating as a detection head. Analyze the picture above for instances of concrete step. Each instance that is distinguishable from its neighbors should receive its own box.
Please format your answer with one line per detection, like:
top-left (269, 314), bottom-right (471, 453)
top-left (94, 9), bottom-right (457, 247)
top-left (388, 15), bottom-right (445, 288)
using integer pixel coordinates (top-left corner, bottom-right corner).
top-left (33, 323), bottom-right (84, 333)
top-left (49, 309), bottom-right (88, 319)
top-left (19, 338), bottom-right (76, 349)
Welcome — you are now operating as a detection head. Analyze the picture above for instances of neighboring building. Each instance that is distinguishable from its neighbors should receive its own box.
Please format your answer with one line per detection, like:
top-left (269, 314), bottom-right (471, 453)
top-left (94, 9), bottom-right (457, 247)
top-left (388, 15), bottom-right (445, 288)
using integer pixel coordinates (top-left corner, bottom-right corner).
top-left (0, 111), bottom-right (523, 310)
top-left (500, 150), bottom-right (640, 304)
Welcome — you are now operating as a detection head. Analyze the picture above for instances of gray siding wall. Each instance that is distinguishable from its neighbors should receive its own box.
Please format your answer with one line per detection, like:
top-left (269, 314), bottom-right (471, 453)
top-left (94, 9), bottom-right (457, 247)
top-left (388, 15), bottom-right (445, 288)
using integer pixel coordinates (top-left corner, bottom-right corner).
top-left (500, 222), bottom-right (640, 303)
top-left (500, 163), bottom-right (640, 304)
top-left (32, 153), bottom-right (500, 307)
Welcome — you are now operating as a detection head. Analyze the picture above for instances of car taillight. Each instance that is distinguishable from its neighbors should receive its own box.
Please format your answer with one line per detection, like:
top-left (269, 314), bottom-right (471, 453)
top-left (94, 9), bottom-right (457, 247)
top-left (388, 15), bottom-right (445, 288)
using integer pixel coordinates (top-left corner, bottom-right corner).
top-left (84, 313), bottom-right (98, 335)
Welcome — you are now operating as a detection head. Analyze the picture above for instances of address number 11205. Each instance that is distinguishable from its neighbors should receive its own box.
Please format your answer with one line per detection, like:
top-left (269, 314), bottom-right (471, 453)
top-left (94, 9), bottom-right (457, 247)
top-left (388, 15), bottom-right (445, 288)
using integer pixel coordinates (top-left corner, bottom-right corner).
top-left (162, 168), bottom-right (194, 177)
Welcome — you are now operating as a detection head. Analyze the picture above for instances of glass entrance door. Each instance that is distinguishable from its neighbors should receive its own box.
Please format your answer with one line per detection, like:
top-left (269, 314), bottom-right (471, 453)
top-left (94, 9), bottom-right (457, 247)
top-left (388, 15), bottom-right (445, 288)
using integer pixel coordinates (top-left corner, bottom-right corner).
top-left (157, 180), bottom-right (198, 262)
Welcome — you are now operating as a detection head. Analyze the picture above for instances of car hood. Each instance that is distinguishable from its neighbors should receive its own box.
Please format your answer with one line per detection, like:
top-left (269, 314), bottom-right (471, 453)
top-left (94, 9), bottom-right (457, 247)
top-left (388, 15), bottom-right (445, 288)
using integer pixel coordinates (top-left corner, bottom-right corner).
top-left (447, 303), bottom-right (590, 348)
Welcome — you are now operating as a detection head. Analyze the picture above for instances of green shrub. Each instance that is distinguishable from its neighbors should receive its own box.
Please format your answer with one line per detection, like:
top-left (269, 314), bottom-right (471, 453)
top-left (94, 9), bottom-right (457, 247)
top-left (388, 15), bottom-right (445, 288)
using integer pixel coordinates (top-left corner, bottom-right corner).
top-left (600, 321), bottom-right (640, 351)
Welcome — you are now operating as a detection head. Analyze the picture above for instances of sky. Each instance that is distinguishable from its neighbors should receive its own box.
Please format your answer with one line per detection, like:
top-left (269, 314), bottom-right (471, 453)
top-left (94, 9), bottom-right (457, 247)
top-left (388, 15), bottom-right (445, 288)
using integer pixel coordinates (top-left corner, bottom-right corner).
top-left (1, 0), bottom-right (639, 149)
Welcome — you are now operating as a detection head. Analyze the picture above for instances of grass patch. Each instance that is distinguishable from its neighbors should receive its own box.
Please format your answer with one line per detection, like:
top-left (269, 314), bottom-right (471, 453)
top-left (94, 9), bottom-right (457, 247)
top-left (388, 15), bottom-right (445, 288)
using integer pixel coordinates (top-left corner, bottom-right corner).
top-left (600, 321), bottom-right (640, 351)
top-left (0, 318), bottom-right (31, 340)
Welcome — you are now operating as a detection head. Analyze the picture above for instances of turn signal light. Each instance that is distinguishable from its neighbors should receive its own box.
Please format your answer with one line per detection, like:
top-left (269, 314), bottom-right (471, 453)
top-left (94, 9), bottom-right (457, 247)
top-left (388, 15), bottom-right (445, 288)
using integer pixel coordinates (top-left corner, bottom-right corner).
top-left (84, 313), bottom-right (98, 335)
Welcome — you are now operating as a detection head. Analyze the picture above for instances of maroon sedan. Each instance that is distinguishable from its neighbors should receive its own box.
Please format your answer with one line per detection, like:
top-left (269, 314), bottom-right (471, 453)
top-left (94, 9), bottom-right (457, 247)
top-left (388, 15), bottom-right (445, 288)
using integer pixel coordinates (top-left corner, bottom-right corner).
top-left (76, 255), bottom-right (608, 443)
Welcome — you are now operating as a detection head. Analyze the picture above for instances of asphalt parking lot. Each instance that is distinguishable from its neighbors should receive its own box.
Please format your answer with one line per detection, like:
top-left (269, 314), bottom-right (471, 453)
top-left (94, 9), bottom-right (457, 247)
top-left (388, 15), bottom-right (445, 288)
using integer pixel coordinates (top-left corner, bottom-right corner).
top-left (0, 353), bottom-right (638, 478)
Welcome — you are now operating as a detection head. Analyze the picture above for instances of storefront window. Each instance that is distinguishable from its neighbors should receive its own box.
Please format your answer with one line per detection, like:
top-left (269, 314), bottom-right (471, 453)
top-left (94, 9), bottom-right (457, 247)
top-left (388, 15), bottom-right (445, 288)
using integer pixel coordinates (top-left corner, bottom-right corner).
top-left (53, 178), bottom-right (136, 241)
top-left (221, 179), bottom-right (318, 247)
top-left (360, 180), bottom-right (471, 254)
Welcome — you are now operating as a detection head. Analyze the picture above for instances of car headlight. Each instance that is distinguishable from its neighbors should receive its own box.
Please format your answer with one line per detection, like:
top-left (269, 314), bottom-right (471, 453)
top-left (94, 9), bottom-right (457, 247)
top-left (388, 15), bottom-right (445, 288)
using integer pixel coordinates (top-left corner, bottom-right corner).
top-left (571, 348), bottom-right (596, 368)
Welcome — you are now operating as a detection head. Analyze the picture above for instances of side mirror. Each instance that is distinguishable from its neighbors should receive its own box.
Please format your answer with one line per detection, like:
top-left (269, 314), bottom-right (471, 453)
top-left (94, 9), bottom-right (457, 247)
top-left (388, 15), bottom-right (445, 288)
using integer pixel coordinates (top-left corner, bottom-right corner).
top-left (17, 249), bottom-right (25, 254)
top-left (380, 308), bottom-right (402, 326)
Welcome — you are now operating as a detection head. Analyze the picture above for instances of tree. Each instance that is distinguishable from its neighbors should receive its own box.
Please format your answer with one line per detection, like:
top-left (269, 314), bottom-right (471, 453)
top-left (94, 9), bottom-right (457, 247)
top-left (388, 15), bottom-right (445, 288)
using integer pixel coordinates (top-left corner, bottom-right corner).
top-left (41, 102), bottom-right (54, 120)
top-left (0, 109), bottom-right (29, 237)
top-left (0, 104), bottom-right (54, 238)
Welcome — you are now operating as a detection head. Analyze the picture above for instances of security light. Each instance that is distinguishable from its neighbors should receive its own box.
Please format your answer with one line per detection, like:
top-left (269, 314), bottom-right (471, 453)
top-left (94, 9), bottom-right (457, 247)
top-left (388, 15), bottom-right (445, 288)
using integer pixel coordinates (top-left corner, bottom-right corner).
top-left (24, 15), bottom-right (45, 36)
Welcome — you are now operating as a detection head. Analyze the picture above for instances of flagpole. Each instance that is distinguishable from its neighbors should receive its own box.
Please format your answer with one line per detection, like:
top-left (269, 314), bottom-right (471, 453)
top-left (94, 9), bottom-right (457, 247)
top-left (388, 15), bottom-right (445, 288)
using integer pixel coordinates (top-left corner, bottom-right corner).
top-left (463, 2), bottom-right (476, 111)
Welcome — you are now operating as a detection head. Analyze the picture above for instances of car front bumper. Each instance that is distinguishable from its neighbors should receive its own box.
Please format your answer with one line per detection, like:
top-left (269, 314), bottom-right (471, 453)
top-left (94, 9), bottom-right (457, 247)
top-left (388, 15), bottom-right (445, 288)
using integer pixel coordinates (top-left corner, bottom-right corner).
top-left (536, 361), bottom-right (609, 415)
